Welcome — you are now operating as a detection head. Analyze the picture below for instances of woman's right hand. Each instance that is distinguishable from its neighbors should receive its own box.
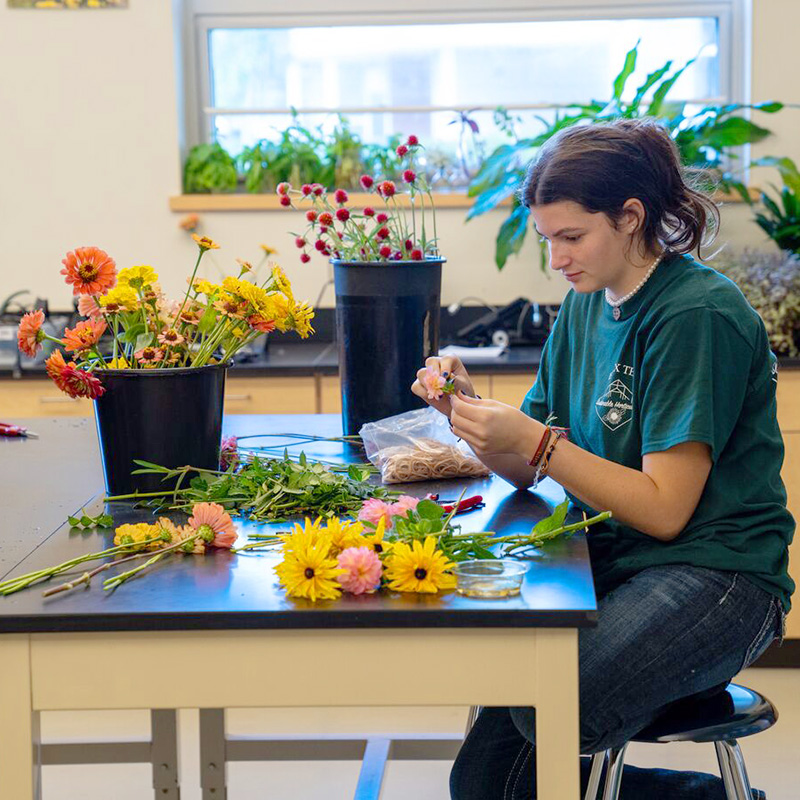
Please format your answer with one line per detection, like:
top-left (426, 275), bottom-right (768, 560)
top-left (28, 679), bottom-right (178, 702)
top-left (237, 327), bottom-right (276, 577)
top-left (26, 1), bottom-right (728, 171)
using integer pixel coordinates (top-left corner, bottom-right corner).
top-left (411, 356), bottom-right (476, 418)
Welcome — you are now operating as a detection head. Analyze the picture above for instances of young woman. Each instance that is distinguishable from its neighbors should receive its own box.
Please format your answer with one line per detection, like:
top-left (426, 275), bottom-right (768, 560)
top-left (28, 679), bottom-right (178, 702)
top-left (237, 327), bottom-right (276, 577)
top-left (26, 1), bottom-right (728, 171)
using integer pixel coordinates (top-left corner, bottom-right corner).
top-left (412, 119), bottom-right (793, 799)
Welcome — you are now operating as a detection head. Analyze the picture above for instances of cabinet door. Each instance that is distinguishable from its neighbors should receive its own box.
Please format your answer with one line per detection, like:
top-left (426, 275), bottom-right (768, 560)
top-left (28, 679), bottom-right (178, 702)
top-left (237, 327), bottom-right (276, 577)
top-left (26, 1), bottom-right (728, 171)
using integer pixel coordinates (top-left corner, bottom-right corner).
top-left (777, 370), bottom-right (800, 431)
top-left (0, 381), bottom-right (93, 417)
top-left (490, 373), bottom-right (536, 406)
top-left (224, 377), bottom-right (317, 415)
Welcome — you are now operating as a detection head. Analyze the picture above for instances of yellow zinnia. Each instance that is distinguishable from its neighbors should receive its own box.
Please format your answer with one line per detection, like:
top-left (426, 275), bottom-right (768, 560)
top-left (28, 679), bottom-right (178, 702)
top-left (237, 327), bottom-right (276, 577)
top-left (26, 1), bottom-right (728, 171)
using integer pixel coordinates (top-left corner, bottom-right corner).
top-left (192, 234), bottom-right (221, 252)
top-left (288, 301), bottom-right (315, 339)
top-left (274, 540), bottom-right (343, 602)
top-left (384, 536), bottom-right (456, 594)
top-left (106, 356), bottom-right (130, 369)
top-left (271, 265), bottom-right (294, 303)
top-left (113, 522), bottom-right (168, 551)
top-left (100, 285), bottom-right (139, 311)
top-left (193, 278), bottom-right (220, 296)
top-left (118, 265), bottom-right (159, 290)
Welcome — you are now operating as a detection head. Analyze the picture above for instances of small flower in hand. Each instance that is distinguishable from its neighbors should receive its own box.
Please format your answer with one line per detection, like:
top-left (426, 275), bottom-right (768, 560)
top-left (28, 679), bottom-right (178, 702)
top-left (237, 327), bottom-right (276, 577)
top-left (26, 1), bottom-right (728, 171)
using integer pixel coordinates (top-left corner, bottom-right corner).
top-left (421, 365), bottom-right (448, 400)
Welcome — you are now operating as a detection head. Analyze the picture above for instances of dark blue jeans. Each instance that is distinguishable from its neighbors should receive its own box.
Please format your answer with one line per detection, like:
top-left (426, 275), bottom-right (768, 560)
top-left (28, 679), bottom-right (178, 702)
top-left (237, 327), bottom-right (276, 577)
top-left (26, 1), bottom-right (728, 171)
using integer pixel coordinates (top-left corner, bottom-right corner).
top-left (450, 565), bottom-right (784, 800)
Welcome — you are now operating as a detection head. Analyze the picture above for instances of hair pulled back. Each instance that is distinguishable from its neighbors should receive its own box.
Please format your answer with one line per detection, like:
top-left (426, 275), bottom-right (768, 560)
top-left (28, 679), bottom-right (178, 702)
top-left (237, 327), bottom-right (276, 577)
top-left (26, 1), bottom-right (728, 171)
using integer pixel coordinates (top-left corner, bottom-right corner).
top-left (519, 119), bottom-right (719, 256)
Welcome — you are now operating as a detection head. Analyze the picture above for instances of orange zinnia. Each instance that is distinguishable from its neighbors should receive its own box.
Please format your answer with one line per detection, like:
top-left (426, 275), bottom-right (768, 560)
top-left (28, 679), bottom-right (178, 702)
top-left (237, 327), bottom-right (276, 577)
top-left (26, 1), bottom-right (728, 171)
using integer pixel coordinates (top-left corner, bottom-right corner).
top-left (77, 294), bottom-right (104, 320)
top-left (45, 350), bottom-right (105, 399)
top-left (61, 247), bottom-right (117, 296)
top-left (62, 318), bottom-right (107, 354)
top-left (191, 234), bottom-right (220, 252)
top-left (17, 309), bottom-right (46, 358)
top-left (247, 314), bottom-right (276, 333)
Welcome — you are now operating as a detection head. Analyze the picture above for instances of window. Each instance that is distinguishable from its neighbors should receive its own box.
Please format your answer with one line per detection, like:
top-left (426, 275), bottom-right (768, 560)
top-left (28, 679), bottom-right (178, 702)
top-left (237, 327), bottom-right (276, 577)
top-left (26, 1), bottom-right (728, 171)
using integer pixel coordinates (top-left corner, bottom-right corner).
top-left (182, 1), bottom-right (747, 185)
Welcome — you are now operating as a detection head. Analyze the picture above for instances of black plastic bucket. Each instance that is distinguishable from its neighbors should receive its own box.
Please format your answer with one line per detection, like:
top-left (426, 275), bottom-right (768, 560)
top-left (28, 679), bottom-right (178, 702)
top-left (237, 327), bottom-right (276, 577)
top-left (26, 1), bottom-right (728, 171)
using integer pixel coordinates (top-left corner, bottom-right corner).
top-left (93, 362), bottom-right (228, 496)
top-left (333, 258), bottom-right (443, 436)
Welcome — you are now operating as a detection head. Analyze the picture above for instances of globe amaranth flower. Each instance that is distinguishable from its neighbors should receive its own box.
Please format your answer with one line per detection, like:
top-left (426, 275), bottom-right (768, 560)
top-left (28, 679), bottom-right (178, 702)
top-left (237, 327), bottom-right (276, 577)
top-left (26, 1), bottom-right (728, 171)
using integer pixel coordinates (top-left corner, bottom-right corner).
top-left (295, 237), bottom-right (306, 249)
top-left (379, 181), bottom-right (396, 198)
top-left (360, 175), bottom-right (375, 190)
top-left (396, 144), bottom-right (409, 158)
top-left (376, 227), bottom-right (390, 240)
top-left (318, 212), bottom-right (334, 227)
top-left (45, 350), bottom-right (105, 399)
top-left (301, 184), bottom-right (313, 196)
top-left (334, 189), bottom-right (349, 204)
top-left (305, 210), bottom-right (318, 223)
top-left (300, 253), bottom-right (311, 264)
top-left (379, 245), bottom-right (392, 259)
top-left (376, 213), bottom-right (389, 224)
top-left (17, 309), bottom-right (46, 358)
top-left (403, 169), bottom-right (416, 184)
top-left (384, 536), bottom-right (456, 594)
top-left (279, 195), bottom-right (291, 207)
top-left (187, 502), bottom-right (237, 549)
top-left (276, 182), bottom-right (291, 196)
top-left (407, 134), bottom-right (419, 146)
top-left (411, 248), bottom-right (424, 261)
top-left (335, 208), bottom-right (350, 222)
top-left (62, 318), bottom-right (107, 354)
top-left (363, 207), bottom-right (375, 217)
top-left (61, 246), bottom-right (117, 296)
top-left (337, 547), bottom-right (383, 595)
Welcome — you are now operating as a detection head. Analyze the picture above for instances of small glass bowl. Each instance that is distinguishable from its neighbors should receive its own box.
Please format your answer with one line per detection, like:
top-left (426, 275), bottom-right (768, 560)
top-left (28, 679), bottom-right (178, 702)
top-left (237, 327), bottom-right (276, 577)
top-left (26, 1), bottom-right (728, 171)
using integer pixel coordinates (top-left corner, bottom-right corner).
top-left (452, 559), bottom-right (529, 599)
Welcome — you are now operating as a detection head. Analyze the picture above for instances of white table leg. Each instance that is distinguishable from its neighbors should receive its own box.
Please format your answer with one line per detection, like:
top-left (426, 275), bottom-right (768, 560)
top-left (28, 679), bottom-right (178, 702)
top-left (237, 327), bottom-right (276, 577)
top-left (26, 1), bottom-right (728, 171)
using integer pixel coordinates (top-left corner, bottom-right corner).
top-left (0, 635), bottom-right (40, 799)
top-left (534, 629), bottom-right (580, 799)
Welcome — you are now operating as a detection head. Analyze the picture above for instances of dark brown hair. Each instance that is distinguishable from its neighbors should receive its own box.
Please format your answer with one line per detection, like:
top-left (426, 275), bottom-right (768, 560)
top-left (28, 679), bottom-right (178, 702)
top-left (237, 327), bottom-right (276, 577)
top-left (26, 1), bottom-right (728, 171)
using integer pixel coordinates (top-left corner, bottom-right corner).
top-left (519, 119), bottom-right (720, 256)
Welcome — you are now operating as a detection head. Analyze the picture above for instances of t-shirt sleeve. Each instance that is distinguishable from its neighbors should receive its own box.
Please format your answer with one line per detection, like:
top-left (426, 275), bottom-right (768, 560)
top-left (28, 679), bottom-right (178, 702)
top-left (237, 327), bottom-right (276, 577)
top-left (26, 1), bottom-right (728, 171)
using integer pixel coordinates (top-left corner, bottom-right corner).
top-left (521, 333), bottom-right (553, 424)
top-left (638, 308), bottom-right (754, 462)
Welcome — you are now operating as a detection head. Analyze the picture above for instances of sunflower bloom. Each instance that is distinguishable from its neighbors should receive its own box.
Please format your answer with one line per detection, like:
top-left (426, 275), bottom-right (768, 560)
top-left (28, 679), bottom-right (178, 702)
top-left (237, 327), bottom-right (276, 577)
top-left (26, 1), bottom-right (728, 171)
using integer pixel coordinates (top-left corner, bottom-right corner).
top-left (118, 265), bottom-right (158, 291)
top-left (274, 540), bottom-right (343, 602)
top-left (384, 537), bottom-right (456, 594)
top-left (192, 234), bottom-right (220, 252)
top-left (45, 350), bottom-right (105, 399)
top-left (17, 309), bottom-right (46, 357)
top-left (187, 502), bottom-right (237, 549)
top-left (62, 318), bottom-right (107, 354)
top-left (61, 246), bottom-right (117, 296)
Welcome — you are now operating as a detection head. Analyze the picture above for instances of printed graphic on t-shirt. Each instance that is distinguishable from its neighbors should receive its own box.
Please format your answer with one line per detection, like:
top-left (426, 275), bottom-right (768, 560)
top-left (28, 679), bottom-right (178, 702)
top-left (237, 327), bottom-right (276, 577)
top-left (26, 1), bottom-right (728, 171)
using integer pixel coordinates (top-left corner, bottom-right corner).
top-left (595, 364), bottom-right (634, 431)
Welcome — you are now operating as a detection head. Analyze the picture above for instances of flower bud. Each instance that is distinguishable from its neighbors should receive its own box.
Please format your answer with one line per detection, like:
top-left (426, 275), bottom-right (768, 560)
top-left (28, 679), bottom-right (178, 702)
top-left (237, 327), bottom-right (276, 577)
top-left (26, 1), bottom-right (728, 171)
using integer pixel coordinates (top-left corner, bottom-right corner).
top-left (276, 182), bottom-right (291, 195)
top-left (300, 253), bottom-right (311, 263)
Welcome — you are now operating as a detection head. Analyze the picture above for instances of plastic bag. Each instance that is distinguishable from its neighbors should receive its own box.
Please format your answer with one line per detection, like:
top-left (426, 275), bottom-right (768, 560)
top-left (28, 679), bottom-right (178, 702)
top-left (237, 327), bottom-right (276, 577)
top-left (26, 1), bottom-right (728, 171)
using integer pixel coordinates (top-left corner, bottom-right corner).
top-left (359, 407), bottom-right (491, 484)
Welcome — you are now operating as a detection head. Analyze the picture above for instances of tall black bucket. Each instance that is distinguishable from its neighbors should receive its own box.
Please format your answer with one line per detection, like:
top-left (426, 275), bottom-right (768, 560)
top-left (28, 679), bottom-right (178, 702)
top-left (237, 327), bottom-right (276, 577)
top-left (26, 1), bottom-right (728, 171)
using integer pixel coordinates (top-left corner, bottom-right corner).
top-left (333, 258), bottom-right (443, 436)
top-left (93, 362), bottom-right (228, 496)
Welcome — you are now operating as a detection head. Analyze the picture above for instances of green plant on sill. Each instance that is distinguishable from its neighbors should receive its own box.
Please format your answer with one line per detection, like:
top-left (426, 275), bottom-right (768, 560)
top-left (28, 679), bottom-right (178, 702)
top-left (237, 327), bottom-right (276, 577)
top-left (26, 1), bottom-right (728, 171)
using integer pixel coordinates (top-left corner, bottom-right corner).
top-left (183, 142), bottom-right (238, 194)
top-left (466, 41), bottom-right (783, 271)
top-left (713, 247), bottom-right (800, 356)
top-left (747, 156), bottom-right (800, 257)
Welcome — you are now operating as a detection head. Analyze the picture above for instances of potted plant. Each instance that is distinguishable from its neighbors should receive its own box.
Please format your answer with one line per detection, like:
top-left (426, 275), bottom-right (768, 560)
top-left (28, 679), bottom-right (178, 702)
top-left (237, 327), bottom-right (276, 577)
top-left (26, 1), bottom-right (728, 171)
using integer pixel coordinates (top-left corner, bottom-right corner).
top-left (16, 238), bottom-right (314, 494)
top-left (279, 135), bottom-right (443, 435)
top-left (746, 156), bottom-right (800, 257)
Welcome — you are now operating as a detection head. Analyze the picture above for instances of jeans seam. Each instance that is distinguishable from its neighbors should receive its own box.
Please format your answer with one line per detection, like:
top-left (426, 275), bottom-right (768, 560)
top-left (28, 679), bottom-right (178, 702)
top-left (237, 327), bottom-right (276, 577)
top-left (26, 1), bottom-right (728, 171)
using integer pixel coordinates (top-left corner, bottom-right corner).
top-left (587, 571), bottom-right (741, 724)
top-left (742, 600), bottom-right (777, 669)
top-left (717, 573), bottom-right (737, 605)
top-left (510, 743), bottom-right (533, 800)
top-left (504, 741), bottom-right (531, 800)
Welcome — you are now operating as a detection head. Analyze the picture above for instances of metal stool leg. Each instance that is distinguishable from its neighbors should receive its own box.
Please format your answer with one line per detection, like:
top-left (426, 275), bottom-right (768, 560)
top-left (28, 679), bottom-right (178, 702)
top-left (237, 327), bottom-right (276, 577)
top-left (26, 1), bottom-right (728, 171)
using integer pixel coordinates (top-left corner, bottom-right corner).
top-left (601, 744), bottom-right (628, 800)
top-left (464, 706), bottom-right (482, 737)
top-left (714, 740), bottom-right (753, 800)
top-left (583, 750), bottom-right (607, 800)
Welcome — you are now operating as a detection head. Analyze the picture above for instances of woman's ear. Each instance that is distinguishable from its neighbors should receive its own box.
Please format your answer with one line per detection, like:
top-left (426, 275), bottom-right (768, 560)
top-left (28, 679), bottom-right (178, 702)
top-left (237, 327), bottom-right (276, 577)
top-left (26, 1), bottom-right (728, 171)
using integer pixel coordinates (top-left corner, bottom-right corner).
top-left (621, 198), bottom-right (646, 235)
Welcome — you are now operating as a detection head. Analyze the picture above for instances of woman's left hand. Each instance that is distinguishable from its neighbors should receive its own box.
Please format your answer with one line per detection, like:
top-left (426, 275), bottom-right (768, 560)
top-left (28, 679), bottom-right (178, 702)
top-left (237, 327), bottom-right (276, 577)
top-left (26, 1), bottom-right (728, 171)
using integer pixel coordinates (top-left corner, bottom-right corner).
top-left (450, 391), bottom-right (541, 457)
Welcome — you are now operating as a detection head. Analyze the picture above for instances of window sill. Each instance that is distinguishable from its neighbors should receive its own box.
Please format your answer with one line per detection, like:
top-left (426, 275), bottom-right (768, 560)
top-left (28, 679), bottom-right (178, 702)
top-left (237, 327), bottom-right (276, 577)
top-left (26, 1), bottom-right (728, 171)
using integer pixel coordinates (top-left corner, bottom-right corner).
top-left (169, 188), bottom-right (758, 213)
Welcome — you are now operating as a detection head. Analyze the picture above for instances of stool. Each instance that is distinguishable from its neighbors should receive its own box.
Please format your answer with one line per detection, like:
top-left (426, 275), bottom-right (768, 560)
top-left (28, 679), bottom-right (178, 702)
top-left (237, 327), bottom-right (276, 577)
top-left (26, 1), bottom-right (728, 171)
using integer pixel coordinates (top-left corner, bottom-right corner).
top-left (584, 683), bottom-right (778, 800)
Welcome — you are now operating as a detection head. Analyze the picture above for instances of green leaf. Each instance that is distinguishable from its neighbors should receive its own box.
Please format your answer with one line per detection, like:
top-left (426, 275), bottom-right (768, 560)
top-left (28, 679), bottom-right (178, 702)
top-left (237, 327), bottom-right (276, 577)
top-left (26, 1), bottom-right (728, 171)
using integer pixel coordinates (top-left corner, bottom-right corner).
top-left (67, 516), bottom-right (80, 527)
top-left (97, 514), bottom-right (114, 527)
top-left (121, 322), bottom-right (145, 344)
top-left (133, 332), bottom-right (152, 354)
top-left (647, 58), bottom-right (695, 117)
top-left (753, 101), bottom-right (783, 113)
top-left (612, 41), bottom-right (639, 100)
top-left (466, 172), bottom-right (521, 220)
top-left (704, 117), bottom-right (771, 149)
top-left (80, 516), bottom-right (94, 527)
top-left (530, 498), bottom-right (570, 537)
top-left (416, 499), bottom-right (445, 520)
top-left (198, 305), bottom-right (217, 334)
top-left (630, 62), bottom-right (672, 110)
top-left (495, 204), bottom-right (530, 270)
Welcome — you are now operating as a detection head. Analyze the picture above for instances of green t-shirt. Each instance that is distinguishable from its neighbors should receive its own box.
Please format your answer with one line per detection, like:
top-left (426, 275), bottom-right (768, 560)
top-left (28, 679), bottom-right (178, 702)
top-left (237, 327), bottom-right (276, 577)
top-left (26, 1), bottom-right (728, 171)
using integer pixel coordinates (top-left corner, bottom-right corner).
top-left (522, 252), bottom-right (795, 610)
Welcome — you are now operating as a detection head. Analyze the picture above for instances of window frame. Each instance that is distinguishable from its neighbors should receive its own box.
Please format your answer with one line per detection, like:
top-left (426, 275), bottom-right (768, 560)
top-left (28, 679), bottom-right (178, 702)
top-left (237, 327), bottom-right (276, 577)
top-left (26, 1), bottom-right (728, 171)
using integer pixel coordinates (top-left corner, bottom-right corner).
top-left (178, 0), bottom-right (750, 167)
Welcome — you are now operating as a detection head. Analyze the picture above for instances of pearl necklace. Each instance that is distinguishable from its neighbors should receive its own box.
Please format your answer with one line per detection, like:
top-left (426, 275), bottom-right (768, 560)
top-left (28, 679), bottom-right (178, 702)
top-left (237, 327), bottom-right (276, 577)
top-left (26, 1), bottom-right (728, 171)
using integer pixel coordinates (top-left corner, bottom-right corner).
top-left (605, 250), bottom-right (666, 320)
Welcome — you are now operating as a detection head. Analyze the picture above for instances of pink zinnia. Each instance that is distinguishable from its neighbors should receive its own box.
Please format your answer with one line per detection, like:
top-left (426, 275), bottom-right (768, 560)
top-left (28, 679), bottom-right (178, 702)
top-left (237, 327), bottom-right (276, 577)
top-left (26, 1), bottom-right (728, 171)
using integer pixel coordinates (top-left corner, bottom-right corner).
top-left (396, 145), bottom-right (408, 158)
top-left (219, 435), bottom-right (239, 471)
top-left (77, 294), bottom-right (104, 320)
top-left (403, 169), bottom-right (416, 184)
top-left (336, 208), bottom-right (350, 222)
top-left (334, 189), bottom-right (349, 204)
top-left (421, 365), bottom-right (446, 400)
top-left (360, 175), bottom-right (374, 190)
top-left (17, 309), bottom-right (46, 358)
top-left (188, 502), bottom-right (237, 549)
top-left (359, 498), bottom-right (393, 528)
top-left (337, 547), bottom-right (383, 595)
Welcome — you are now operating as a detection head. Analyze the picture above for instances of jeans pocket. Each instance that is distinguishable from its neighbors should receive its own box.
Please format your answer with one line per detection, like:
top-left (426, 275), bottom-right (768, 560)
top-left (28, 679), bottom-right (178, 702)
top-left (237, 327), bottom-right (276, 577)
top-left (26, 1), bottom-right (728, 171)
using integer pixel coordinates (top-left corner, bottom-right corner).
top-left (741, 598), bottom-right (779, 671)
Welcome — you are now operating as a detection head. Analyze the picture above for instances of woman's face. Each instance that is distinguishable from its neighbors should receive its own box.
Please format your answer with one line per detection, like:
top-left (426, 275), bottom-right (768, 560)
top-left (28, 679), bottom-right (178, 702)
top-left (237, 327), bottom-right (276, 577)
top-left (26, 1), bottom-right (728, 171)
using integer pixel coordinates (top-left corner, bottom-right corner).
top-left (530, 200), bottom-right (644, 295)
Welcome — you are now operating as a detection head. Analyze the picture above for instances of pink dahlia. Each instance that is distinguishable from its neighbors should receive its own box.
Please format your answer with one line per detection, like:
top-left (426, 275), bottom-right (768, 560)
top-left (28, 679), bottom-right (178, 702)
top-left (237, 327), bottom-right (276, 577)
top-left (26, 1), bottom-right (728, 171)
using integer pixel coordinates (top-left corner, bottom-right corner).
top-left (389, 495), bottom-right (420, 519)
top-left (188, 502), bottom-right (237, 549)
top-left (219, 435), bottom-right (239, 471)
top-left (359, 498), bottom-right (393, 528)
top-left (421, 365), bottom-right (446, 400)
top-left (337, 547), bottom-right (383, 595)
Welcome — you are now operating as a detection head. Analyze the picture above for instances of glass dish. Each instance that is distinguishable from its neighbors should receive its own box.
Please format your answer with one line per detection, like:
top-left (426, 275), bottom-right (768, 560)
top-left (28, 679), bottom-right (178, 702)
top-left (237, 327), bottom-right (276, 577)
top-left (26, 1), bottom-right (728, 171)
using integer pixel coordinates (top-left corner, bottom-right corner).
top-left (452, 559), bottom-right (529, 599)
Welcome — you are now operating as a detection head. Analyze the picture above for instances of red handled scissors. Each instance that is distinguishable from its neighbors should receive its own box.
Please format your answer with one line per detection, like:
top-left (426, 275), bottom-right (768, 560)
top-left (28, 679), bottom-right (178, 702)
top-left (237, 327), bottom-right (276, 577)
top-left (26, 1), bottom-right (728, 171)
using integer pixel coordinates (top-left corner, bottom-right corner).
top-left (0, 422), bottom-right (38, 438)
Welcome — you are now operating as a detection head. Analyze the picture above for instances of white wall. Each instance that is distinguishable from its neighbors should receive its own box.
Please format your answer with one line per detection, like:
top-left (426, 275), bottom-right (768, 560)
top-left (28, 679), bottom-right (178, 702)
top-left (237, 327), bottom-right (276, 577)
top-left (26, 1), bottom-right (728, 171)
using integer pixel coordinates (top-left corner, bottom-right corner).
top-left (0, 1), bottom-right (797, 313)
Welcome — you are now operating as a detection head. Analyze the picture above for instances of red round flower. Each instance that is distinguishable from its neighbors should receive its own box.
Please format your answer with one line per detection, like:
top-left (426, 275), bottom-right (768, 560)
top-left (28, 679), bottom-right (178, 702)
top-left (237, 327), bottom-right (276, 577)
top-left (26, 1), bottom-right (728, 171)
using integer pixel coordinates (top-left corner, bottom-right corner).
top-left (276, 182), bottom-right (291, 195)
top-left (379, 244), bottom-right (392, 259)
top-left (396, 145), bottom-right (408, 158)
top-left (363, 207), bottom-right (375, 217)
top-left (376, 226), bottom-right (390, 240)
top-left (306, 210), bottom-right (318, 222)
top-left (318, 212), bottom-right (334, 226)
top-left (279, 195), bottom-right (292, 207)
top-left (403, 169), bottom-right (416, 184)
top-left (300, 253), bottom-right (311, 263)
top-left (336, 208), bottom-right (350, 222)
top-left (407, 135), bottom-right (419, 146)
top-left (334, 189), bottom-right (349, 204)
top-left (312, 184), bottom-right (324, 196)
top-left (319, 226), bottom-right (328, 234)
top-left (360, 175), bottom-right (374, 190)
top-left (376, 213), bottom-right (389, 224)
top-left (380, 181), bottom-right (396, 198)
top-left (314, 240), bottom-right (326, 252)
top-left (411, 248), bottom-right (423, 261)
top-left (295, 237), bottom-right (306, 249)
top-left (301, 184), bottom-right (313, 196)
top-left (405, 239), bottom-right (413, 251)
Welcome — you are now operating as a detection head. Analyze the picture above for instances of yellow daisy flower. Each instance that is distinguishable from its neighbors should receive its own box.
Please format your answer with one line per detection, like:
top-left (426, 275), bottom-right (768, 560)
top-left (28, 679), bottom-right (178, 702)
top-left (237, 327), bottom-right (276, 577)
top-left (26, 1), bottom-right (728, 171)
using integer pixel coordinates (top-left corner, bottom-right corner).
top-left (288, 301), bottom-right (315, 339)
top-left (99, 285), bottom-right (139, 311)
top-left (361, 517), bottom-right (394, 557)
top-left (192, 234), bottom-right (221, 252)
top-left (274, 540), bottom-right (343, 602)
top-left (193, 278), bottom-right (220, 296)
top-left (384, 536), bottom-right (456, 594)
top-left (260, 243), bottom-right (277, 255)
top-left (325, 517), bottom-right (367, 554)
top-left (106, 356), bottom-right (130, 369)
top-left (271, 265), bottom-right (295, 303)
top-left (280, 517), bottom-right (327, 553)
top-left (118, 265), bottom-right (159, 290)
